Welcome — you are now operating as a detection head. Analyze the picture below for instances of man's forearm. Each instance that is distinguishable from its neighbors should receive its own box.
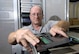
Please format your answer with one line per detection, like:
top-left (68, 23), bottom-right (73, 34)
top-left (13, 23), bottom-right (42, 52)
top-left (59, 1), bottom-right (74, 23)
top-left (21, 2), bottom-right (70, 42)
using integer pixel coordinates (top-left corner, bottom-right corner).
top-left (8, 32), bottom-right (17, 45)
top-left (54, 20), bottom-right (70, 31)
top-left (49, 20), bottom-right (69, 37)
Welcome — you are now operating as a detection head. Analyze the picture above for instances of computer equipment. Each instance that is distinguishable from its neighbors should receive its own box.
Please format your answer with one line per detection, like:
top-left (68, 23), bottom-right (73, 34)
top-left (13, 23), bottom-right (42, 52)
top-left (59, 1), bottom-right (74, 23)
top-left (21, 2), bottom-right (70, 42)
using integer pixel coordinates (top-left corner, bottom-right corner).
top-left (35, 33), bottom-right (71, 52)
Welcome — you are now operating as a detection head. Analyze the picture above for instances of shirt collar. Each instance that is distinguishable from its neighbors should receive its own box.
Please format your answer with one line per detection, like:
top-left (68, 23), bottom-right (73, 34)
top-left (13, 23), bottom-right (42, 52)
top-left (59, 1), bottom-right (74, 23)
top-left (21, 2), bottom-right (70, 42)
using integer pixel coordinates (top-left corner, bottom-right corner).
top-left (30, 24), bottom-right (44, 32)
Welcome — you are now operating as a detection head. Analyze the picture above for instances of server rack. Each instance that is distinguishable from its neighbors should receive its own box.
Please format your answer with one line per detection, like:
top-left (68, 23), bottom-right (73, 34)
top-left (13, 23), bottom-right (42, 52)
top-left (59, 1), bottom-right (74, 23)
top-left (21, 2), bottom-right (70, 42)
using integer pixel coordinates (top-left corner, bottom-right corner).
top-left (19, 0), bottom-right (43, 28)
top-left (21, 12), bottom-right (31, 27)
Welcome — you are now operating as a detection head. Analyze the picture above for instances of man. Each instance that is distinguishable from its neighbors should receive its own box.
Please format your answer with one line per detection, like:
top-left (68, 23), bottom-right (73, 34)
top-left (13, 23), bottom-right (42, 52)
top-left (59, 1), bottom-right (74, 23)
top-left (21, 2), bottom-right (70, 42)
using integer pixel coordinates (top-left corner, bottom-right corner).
top-left (8, 5), bottom-right (69, 53)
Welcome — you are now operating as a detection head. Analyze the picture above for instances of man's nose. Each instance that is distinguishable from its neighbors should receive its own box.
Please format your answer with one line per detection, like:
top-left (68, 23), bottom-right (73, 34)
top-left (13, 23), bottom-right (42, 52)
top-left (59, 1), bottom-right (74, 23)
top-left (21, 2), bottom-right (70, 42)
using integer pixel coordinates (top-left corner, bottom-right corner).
top-left (34, 14), bottom-right (39, 17)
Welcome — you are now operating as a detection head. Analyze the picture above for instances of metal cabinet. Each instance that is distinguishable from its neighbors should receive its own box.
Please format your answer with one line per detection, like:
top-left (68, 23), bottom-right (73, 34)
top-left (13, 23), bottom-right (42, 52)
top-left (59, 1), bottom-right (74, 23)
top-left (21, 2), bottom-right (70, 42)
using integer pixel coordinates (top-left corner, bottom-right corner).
top-left (0, 0), bottom-right (18, 54)
top-left (44, 0), bottom-right (69, 22)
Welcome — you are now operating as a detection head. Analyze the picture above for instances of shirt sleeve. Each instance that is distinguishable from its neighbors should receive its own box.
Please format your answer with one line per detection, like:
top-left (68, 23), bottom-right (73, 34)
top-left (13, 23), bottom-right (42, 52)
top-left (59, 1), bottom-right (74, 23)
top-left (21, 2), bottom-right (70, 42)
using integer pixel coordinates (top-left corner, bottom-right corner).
top-left (46, 20), bottom-right (59, 28)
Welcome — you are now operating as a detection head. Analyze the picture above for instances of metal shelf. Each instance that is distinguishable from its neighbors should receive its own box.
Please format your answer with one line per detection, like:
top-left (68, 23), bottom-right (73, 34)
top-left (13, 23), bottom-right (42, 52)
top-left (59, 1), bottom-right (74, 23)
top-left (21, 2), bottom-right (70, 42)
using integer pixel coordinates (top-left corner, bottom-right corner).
top-left (20, 0), bottom-right (42, 12)
top-left (70, 25), bottom-right (79, 28)
top-left (21, 2), bottom-right (42, 4)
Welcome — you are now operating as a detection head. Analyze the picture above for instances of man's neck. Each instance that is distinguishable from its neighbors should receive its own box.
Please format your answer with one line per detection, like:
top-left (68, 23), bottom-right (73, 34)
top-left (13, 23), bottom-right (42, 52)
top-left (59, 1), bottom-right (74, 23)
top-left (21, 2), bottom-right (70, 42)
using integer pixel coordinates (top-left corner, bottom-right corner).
top-left (32, 24), bottom-right (42, 31)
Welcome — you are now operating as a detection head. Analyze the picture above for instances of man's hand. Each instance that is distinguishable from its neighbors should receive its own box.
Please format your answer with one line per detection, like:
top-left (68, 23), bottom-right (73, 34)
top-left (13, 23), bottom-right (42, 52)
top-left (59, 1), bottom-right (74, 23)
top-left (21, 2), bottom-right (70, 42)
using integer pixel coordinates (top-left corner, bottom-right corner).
top-left (15, 29), bottom-right (40, 46)
top-left (49, 26), bottom-right (68, 38)
top-left (8, 29), bottom-right (40, 53)
top-left (49, 21), bottom-right (69, 38)
top-left (15, 29), bottom-right (40, 53)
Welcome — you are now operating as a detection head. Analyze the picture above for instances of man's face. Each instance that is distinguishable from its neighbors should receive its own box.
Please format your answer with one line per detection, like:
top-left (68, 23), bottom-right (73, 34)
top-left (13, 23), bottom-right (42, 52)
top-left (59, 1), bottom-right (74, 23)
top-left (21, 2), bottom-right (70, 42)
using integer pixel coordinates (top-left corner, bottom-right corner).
top-left (30, 6), bottom-right (43, 25)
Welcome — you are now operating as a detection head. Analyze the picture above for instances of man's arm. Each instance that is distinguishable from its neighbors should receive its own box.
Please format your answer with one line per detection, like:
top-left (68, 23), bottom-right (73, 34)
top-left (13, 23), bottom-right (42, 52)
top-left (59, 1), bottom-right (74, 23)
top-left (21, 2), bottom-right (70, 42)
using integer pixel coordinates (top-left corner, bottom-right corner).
top-left (8, 32), bottom-right (17, 45)
top-left (54, 20), bottom-right (70, 31)
top-left (8, 29), bottom-right (40, 52)
top-left (8, 29), bottom-right (40, 45)
top-left (49, 20), bottom-right (70, 37)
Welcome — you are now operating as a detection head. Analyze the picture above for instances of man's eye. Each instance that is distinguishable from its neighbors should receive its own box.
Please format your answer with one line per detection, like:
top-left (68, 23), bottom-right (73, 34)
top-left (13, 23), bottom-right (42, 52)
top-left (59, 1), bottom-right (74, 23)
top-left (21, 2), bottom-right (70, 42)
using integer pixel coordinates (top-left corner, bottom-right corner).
top-left (31, 13), bottom-right (42, 16)
top-left (31, 14), bottom-right (35, 16)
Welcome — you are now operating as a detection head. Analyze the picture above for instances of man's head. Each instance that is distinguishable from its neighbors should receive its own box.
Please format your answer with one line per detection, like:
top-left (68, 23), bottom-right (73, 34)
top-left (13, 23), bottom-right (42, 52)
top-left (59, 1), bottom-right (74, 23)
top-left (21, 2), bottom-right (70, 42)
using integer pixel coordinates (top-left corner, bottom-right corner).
top-left (29, 5), bottom-right (43, 26)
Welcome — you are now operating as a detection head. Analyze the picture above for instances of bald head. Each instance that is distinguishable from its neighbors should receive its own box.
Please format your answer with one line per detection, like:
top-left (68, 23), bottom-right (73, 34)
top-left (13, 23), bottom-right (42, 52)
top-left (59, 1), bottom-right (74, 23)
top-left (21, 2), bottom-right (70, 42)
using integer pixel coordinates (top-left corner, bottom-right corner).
top-left (30, 5), bottom-right (43, 14)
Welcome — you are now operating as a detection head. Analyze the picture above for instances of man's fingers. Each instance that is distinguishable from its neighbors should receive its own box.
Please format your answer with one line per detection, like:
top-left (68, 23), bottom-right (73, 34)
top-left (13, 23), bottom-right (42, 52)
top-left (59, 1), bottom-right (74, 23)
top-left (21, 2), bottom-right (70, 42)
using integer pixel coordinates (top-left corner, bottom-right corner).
top-left (23, 34), bottom-right (38, 46)
top-left (53, 29), bottom-right (68, 38)
top-left (56, 30), bottom-right (68, 38)
top-left (50, 30), bottom-right (56, 36)
top-left (15, 29), bottom-right (27, 43)
top-left (50, 28), bottom-right (68, 38)
top-left (20, 39), bottom-right (32, 53)
top-left (20, 39), bottom-right (28, 48)
top-left (27, 31), bottom-right (40, 43)
top-left (16, 29), bottom-right (39, 46)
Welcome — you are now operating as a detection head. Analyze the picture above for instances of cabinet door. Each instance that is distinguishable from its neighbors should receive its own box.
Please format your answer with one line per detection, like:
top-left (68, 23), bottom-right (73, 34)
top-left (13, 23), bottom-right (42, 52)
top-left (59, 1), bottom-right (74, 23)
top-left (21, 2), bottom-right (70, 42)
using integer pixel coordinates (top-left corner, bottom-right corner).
top-left (0, 0), bottom-right (18, 54)
top-left (44, 0), bottom-right (69, 22)
top-left (0, 20), bottom-right (15, 54)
